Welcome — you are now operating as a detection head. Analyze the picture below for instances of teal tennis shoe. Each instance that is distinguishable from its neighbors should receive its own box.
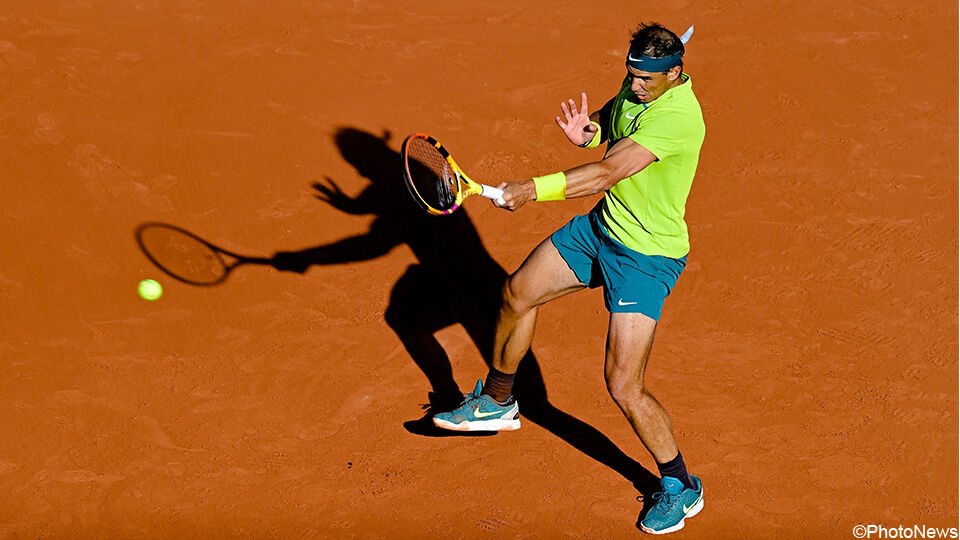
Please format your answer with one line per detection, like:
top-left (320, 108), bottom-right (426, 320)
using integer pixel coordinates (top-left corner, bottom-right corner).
top-left (432, 380), bottom-right (521, 432)
top-left (640, 475), bottom-right (703, 534)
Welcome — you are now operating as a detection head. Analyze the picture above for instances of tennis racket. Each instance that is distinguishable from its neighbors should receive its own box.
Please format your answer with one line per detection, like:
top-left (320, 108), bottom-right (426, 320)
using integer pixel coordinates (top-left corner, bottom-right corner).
top-left (401, 133), bottom-right (505, 215)
top-left (136, 223), bottom-right (271, 286)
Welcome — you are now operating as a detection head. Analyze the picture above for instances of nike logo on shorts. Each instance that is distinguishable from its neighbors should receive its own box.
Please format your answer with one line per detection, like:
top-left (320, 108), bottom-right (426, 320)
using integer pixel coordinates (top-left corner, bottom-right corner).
top-left (618, 299), bottom-right (638, 306)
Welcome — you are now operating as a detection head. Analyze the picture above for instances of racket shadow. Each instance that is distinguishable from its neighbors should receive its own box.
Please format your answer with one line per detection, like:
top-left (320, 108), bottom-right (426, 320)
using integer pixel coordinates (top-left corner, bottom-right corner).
top-left (135, 222), bottom-right (277, 286)
top-left (135, 222), bottom-right (310, 287)
top-left (282, 126), bottom-right (660, 497)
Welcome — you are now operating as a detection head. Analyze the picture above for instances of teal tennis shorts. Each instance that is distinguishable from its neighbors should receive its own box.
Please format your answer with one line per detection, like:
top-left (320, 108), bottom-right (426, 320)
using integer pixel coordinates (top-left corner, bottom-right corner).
top-left (550, 211), bottom-right (686, 320)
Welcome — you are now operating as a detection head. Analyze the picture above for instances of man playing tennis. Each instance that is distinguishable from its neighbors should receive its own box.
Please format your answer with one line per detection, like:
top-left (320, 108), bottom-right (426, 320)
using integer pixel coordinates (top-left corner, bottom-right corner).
top-left (432, 23), bottom-right (705, 534)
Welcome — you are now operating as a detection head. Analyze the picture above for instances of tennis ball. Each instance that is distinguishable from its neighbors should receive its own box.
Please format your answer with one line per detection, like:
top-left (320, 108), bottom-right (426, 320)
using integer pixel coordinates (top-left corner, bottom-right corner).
top-left (138, 279), bottom-right (163, 301)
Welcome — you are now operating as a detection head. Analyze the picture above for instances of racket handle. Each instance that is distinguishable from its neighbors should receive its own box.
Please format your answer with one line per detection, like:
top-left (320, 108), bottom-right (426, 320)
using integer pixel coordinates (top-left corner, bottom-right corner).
top-left (480, 184), bottom-right (506, 205)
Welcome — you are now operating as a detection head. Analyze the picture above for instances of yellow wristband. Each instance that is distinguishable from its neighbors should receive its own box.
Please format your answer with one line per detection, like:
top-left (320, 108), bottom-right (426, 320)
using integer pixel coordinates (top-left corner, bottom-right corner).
top-left (533, 172), bottom-right (566, 201)
top-left (582, 121), bottom-right (602, 149)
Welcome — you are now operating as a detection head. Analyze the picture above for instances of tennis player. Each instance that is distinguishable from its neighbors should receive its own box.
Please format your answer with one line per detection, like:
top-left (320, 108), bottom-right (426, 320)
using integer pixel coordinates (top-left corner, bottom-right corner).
top-left (432, 23), bottom-right (706, 534)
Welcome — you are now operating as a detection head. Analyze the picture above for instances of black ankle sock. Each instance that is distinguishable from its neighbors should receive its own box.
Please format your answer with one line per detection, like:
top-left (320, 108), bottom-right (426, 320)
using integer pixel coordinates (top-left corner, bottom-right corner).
top-left (481, 367), bottom-right (516, 404)
top-left (657, 451), bottom-right (695, 491)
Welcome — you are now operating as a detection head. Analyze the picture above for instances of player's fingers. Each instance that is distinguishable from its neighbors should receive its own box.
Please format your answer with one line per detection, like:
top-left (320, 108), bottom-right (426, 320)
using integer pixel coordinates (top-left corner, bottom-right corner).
top-left (494, 196), bottom-right (512, 210)
top-left (568, 99), bottom-right (578, 116)
top-left (560, 101), bottom-right (572, 120)
top-left (580, 92), bottom-right (589, 115)
top-left (555, 116), bottom-right (567, 129)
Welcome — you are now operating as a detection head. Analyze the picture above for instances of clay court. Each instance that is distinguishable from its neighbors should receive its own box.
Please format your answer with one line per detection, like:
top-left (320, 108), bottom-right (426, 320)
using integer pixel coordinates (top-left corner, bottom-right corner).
top-left (1, 0), bottom-right (957, 537)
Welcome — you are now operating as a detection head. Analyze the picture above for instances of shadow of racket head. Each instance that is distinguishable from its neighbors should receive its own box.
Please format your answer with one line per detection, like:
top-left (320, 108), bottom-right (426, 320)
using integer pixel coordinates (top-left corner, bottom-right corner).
top-left (135, 223), bottom-right (270, 286)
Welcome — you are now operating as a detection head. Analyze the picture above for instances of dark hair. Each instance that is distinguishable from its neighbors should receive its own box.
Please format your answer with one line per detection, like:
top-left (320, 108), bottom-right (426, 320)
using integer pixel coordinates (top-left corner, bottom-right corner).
top-left (629, 23), bottom-right (684, 73)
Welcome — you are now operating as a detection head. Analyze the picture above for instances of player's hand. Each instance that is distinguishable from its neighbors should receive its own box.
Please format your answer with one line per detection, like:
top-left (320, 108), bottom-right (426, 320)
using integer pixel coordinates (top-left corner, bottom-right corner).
top-left (494, 180), bottom-right (536, 211)
top-left (555, 92), bottom-right (597, 147)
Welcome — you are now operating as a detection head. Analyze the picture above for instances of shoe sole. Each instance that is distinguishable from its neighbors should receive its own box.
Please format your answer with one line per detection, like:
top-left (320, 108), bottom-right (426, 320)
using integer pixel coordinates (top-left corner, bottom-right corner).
top-left (640, 495), bottom-right (704, 535)
top-left (432, 417), bottom-right (521, 432)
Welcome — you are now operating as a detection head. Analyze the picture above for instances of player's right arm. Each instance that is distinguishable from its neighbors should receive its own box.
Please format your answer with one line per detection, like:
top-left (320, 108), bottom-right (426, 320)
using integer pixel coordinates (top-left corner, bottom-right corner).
top-left (494, 135), bottom-right (657, 210)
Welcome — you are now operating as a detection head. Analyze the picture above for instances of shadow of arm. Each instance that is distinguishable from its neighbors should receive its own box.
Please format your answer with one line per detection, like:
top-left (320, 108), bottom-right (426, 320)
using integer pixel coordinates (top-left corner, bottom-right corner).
top-left (270, 232), bottom-right (398, 274)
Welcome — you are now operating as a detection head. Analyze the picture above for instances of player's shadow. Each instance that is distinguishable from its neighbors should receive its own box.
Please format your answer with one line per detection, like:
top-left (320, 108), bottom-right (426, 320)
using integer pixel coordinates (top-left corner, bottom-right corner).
top-left (271, 127), bottom-right (660, 500)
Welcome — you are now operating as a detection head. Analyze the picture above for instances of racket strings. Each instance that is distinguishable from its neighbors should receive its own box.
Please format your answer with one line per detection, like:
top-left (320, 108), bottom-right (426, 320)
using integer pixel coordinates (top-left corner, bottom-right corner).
top-left (405, 137), bottom-right (458, 211)
top-left (138, 226), bottom-right (227, 285)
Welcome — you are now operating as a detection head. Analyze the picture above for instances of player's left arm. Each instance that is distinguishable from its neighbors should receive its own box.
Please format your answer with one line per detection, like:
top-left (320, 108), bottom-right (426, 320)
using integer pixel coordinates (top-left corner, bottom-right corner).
top-left (496, 137), bottom-right (657, 210)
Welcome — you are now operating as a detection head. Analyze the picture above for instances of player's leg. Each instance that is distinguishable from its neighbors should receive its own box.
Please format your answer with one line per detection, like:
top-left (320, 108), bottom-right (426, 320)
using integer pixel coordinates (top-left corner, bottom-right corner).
top-left (492, 236), bottom-right (587, 374)
top-left (595, 233), bottom-right (697, 533)
top-left (604, 312), bottom-right (702, 534)
top-left (603, 312), bottom-right (677, 460)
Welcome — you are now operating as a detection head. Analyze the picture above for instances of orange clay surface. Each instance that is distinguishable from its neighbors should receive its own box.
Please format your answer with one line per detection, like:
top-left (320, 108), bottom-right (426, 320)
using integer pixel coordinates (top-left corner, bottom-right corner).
top-left (1, 1), bottom-right (957, 538)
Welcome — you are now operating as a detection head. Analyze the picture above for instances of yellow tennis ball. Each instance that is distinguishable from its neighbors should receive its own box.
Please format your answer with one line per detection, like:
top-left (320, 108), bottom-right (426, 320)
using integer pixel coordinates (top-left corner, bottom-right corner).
top-left (138, 279), bottom-right (163, 301)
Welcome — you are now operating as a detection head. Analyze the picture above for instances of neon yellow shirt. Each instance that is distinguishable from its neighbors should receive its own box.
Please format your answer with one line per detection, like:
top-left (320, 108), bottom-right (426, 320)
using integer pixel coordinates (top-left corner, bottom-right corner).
top-left (598, 73), bottom-right (705, 258)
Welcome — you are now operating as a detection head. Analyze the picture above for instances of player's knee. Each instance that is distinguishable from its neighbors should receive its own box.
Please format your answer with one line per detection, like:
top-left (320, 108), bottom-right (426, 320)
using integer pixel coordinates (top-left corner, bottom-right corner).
top-left (501, 275), bottom-right (534, 315)
top-left (605, 371), bottom-right (644, 405)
